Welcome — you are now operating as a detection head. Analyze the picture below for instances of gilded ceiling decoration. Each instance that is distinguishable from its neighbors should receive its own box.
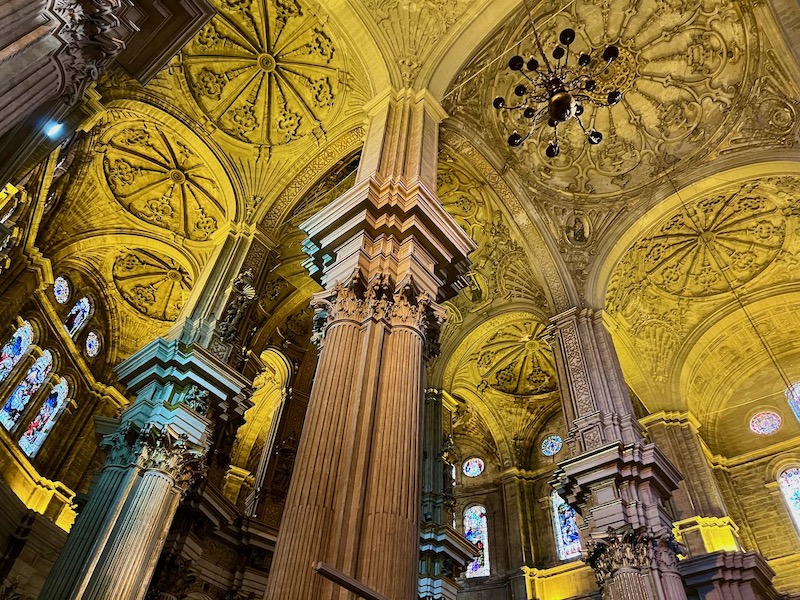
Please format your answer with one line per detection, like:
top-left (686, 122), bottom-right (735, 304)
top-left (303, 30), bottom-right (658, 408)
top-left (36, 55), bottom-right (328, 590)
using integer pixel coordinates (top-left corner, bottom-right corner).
top-left (362, 0), bottom-right (476, 85)
top-left (112, 249), bottom-right (194, 321)
top-left (475, 320), bottom-right (556, 396)
top-left (606, 173), bottom-right (800, 407)
top-left (182, 0), bottom-right (344, 146)
top-left (98, 120), bottom-right (226, 241)
top-left (445, 0), bottom-right (750, 200)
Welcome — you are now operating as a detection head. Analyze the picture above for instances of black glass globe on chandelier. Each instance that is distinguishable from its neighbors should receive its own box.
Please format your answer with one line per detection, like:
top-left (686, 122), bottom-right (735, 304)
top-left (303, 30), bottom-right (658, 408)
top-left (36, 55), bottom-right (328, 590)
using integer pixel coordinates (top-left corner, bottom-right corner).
top-left (493, 25), bottom-right (623, 158)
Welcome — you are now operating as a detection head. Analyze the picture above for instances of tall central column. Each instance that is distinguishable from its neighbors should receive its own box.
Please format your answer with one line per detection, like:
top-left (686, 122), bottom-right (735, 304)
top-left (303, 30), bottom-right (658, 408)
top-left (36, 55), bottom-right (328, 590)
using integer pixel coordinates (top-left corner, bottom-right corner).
top-left (263, 88), bottom-right (474, 600)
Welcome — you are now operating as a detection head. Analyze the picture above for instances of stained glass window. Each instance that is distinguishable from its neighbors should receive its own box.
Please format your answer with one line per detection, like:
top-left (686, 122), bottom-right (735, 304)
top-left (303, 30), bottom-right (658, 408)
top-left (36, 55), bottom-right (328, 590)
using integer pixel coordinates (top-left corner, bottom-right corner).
top-left (463, 457), bottom-right (485, 477)
top-left (785, 384), bottom-right (800, 424)
top-left (64, 297), bottom-right (90, 337)
top-left (53, 276), bottom-right (70, 304)
top-left (750, 411), bottom-right (782, 435)
top-left (552, 491), bottom-right (582, 560)
top-left (19, 379), bottom-right (68, 457)
top-left (779, 467), bottom-right (800, 534)
top-left (85, 332), bottom-right (101, 357)
top-left (0, 350), bottom-right (53, 431)
top-left (464, 505), bottom-right (490, 577)
top-left (0, 321), bottom-right (33, 385)
top-left (541, 434), bottom-right (563, 457)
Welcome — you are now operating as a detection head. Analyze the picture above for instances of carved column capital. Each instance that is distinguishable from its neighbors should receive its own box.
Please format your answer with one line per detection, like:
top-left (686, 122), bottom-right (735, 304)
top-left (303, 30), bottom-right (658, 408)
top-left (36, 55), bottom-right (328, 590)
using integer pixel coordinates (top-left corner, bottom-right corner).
top-left (587, 527), bottom-right (652, 587)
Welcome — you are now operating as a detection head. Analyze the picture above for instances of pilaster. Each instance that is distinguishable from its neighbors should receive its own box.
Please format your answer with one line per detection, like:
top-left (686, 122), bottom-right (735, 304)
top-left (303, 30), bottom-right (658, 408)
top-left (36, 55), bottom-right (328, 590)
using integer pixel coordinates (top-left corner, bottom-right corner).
top-left (264, 88), bottom-right (474, 600)
top-left (549, 308), bottom-right (687, 600)
top-left (39, 338), bottom-right (250, 600)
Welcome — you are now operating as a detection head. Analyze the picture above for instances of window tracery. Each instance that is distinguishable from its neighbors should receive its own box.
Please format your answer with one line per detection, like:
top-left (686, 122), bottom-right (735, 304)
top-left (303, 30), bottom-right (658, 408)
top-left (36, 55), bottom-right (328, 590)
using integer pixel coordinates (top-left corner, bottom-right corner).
top-left (19, 379), bottom-right (69, 457)
top-left (0, 321), bottom-right (33, 384)
top-left (65, 297), bottom-right (91, 336)
top-left (552, 491), bottom-right (582, 560)
top-left (0, 350), bottom-right (53, 431)
top-left (464, 505), bottom-right (490, 577)
top-left (779, 467), bottom-right (800, 534)
top-left (750, 411), bottom-right (782, 435)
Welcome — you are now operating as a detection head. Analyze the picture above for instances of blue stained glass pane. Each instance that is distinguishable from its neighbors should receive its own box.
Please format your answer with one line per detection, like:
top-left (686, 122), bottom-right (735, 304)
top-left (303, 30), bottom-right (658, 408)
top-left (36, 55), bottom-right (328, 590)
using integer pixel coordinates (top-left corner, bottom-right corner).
top-left (0, 322), bottom-right (33, 385)
top-left (541, 434), bottom-right (563, 457)
top-left (53, 276), bottom-right (70, 304)
top-left (65, 297), bottom-right (90, 337)
top-left (0, 350), bottom-right (53, 431)
top-left (19, 379), bottom-right (68, 457)
top-left (552, 491), bottom-right (582, 560)
top-left (463, 457), bottom-right (485, 477)
top-left (779, 467), bottom-right (800, 534)
top-left (786, 384), bottom-right (800, 424)
top-left (464, 505), bottom-right (490, 577)
top-left (85, 331), bottom-right (101, 357)
top-left (750, 411), bottom-right (782, 435)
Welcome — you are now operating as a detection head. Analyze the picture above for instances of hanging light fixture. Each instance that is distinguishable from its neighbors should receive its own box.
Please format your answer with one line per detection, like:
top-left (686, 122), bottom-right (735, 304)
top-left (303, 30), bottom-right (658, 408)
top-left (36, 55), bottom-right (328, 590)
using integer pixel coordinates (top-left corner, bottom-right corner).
top-left (493, 17), bottom-right (623, 158)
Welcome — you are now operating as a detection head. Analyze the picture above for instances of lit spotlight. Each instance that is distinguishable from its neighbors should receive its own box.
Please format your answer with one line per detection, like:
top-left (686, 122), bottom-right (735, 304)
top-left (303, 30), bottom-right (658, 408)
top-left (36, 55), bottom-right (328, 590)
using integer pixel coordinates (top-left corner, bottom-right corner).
top-left (45, 122), bottom-right (64, 139)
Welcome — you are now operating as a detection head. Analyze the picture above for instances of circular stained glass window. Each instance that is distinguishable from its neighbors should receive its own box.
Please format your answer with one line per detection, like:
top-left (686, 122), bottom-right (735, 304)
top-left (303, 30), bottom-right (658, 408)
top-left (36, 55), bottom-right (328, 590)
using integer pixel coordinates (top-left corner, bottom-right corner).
top-left (750, 411), bottom-right (782, 435)
top-left (463, 457), bottom-right (485, 478)
top-left (541, 434), bottom-right (563, 457)
top-left (85, 331), bottom-right (101, 358)
top-left (53, 276), bottom-right (70, 304)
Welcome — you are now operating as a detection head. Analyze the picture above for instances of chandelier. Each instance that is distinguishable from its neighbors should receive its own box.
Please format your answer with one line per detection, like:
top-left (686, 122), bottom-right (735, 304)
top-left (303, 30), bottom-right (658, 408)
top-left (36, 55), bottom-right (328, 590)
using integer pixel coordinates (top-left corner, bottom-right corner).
top-left (493, 21), bottom-right (623, 158)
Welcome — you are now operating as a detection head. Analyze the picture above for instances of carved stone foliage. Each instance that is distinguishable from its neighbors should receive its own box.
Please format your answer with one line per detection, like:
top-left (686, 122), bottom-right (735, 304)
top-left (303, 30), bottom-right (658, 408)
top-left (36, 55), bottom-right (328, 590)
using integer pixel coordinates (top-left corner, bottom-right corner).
top-left (606, 176), bottom-right (800, 395)
top-left (444, 0), bottom-right (751, 201)
top-left (112, 249), bottom-right (194, 321)
top-left (182, 0), bottom-right (344, 146)
top-left (586, 528), bottom-right (652, 587)
top-left (475, 320), bottom-right (556, 396)
top-left (98, 120), bottom-right (226, 240)
top-left (361, 0), bottom-right (476, 85)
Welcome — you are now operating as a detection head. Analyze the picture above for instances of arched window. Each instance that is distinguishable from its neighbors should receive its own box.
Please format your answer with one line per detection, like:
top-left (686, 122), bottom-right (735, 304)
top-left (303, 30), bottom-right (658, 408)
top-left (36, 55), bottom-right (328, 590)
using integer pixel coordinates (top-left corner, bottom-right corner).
top-left (0, 350), bottom-right (53, 431)
top-left (552, 491), bottom-right (582, 560)
top-left (64, 297), bottom-right (90, 337)
top-left (53, 276), bottom-right (70, 304)
top-left (464, 505), bottom-right (490, 577)
top-left (19, 378), bottom-right (69, 457)
top-left (779, 467), bottom-right (800, 534)
top-left (0, 321), bottom-right (33, 384)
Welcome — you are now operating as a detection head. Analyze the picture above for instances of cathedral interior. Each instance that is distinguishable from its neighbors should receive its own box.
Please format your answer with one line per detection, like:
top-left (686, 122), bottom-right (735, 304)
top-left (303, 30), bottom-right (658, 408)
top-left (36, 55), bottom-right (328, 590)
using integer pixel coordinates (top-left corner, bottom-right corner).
top-left (2, 1), bottom-right (800, 599)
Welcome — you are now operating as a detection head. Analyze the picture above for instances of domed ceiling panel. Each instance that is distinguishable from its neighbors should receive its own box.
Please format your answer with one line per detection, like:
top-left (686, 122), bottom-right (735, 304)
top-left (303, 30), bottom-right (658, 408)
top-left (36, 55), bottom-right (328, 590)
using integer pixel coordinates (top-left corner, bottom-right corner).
top-left (182, 0), bottom-right (344, 146)
top-left (605, 173), bottom-right (800, 411)
top-left (112, 249), bottom-right (194, 322)
top-left (446, 0), bottom-right (750, 200)
top-left (98, 118), bottom-right (227, 241)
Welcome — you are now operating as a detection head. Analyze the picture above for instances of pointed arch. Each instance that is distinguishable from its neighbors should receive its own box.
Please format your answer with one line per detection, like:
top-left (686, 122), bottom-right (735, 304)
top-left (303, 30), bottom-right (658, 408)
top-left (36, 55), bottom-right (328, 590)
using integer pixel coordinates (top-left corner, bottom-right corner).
top-left (0, 321), bottom-right (34, 385)
top-left (0, 350), bottom-right (53, 431)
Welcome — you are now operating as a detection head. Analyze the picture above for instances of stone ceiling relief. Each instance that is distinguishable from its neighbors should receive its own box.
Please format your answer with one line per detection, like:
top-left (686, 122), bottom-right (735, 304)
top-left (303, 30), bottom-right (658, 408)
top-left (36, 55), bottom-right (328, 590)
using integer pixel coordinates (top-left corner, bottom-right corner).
top-left (605, 173), bottom-right (800, 412)
top-left (181, 0), bottom-right (346, 147)
top-left (359, 0), bottom-right (479, 86)
top-left (112, 248), bottom-right (195, 322)
top-left (96, 115), bottom-right (231, 243)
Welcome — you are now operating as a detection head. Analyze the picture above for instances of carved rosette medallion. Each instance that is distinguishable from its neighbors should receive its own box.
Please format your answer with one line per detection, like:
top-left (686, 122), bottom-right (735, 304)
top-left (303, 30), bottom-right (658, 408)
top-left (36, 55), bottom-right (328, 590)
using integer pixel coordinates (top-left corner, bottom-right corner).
top-left (113, 249), bottom-right (194, 321)
top-left (474, 320), bottom-right (556, 396)
top-left (182, 0), bottom-right (344, 146)
top-left (454, 0), bottom-right (749, 199)
top-left (99, 122), bottom-right (225, 240)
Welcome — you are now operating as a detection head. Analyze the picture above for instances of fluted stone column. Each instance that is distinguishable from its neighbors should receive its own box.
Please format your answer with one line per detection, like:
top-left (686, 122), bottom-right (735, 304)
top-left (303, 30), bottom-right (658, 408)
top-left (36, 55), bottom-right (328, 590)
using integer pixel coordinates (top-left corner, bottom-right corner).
top-left (548, 308), bottom-right (688, 600)
top-left (264, 88), bottom-right (474, 600)
top-left (39, 338), bottom-right (250, 600)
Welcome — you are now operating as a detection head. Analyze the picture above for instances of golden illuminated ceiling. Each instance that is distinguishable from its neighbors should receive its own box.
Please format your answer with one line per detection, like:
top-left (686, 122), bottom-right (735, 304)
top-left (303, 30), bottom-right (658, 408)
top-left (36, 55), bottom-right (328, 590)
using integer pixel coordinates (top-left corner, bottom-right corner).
top-left (33, 0), bottom-right (800, 463)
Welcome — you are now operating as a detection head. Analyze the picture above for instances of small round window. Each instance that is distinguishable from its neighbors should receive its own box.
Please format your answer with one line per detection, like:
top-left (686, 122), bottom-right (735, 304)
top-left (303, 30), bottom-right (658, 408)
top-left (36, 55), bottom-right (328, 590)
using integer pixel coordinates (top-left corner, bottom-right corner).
top-left (463, 457), bottom-right (485, 478)
top-left (749, 410), bottom-right (782, 435)
top-left (53, 276), bottom-right (70, 304)
top-left (541, 434), bottom-right (563, 457)
top-left (85, 331), bottom-right (101, 358)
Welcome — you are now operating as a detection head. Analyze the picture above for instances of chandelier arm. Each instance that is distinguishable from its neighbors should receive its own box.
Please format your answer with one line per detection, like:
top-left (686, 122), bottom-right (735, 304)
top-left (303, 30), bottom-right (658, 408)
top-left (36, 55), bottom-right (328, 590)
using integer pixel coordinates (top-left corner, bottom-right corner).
top-left (522, 0), bottom-right (554, 75)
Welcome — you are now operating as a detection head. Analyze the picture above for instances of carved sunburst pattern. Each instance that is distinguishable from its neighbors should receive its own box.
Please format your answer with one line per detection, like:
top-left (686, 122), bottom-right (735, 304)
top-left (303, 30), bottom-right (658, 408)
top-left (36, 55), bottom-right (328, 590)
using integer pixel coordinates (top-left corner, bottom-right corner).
top-left (475, 320), bottom-right (556, 396)
top-left (101, 122), bottom-right (225, 241)
top-left (639, 192), bottom-right (785, 297)
top-left (455, 0), bottom-right (749, 199)
top-left (183, 0), bottom-right (342, 146)
top-left (113, 250), bottom-right (194, 321)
